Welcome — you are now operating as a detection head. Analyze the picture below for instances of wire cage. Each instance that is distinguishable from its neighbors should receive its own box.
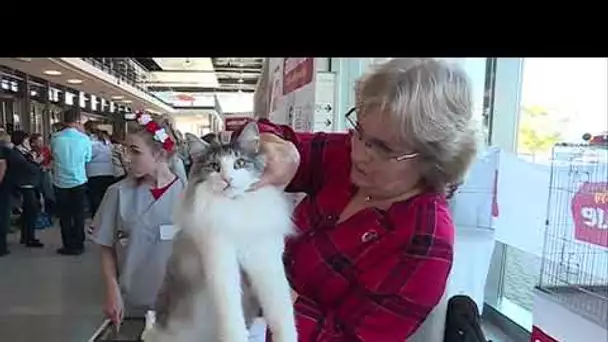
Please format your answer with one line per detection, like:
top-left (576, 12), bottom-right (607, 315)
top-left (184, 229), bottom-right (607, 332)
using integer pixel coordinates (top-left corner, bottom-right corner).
top-left (539, 142), bottom-right (608, 328)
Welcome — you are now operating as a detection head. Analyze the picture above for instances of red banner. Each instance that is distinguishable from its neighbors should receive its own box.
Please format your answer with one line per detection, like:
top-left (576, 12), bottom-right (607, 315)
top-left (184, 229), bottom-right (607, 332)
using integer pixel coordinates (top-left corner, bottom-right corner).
top-left (224, 116), bottom-right (251, 132)
top-left (571, 182), bottom-right (608, 248)
top-left (282, 58), bottom-right (314, 95)
top-left (492, 169), bottom-right (500, 217)
top-left (531, 326), bottom-right (559, 342)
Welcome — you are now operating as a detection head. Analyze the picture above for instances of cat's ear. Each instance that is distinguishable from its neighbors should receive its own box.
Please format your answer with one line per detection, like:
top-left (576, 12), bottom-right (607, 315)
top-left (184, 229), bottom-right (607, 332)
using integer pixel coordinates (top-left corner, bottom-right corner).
top-left (185, 133), bottom-right (209, 157)
top-left (237, 122), bottom-right (260, 153)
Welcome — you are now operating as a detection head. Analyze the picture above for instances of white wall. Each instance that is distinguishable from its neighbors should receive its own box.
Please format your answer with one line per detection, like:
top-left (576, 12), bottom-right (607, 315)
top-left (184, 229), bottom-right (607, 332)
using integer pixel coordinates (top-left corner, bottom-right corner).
top-left (174, 114), bottom-right (211, 136)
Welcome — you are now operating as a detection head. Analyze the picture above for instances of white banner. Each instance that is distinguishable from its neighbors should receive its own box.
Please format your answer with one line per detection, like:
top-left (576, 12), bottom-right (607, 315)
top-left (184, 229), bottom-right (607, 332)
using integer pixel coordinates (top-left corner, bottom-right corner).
top-left (494, 149), bottom-right (608, 261)
top-left (494, 153), bottom-right (550, 257)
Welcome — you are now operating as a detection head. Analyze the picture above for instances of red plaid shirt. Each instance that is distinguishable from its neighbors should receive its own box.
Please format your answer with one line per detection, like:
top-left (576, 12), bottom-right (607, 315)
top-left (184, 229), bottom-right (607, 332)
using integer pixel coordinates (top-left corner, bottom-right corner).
top-left (252, 119), bottom-right (454, 341)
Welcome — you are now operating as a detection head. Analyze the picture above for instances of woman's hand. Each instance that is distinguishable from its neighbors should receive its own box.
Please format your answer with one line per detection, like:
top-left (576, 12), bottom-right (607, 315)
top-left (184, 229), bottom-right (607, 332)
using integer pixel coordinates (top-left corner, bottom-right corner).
top-left (249, 133), bottom-right (300, 191)
top-left (103, 284), bottom-right (124, 325)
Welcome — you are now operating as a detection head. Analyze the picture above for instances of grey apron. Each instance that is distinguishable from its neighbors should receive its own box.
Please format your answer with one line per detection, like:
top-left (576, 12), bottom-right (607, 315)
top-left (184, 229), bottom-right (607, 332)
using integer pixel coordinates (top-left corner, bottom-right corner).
top-left (114, 178), bottom-right (186, 316)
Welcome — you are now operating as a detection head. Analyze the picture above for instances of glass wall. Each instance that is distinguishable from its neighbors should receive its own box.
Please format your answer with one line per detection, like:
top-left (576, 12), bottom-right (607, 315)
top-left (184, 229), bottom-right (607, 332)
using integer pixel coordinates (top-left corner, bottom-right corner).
top-left (485, 57), bottom-right (608, 332)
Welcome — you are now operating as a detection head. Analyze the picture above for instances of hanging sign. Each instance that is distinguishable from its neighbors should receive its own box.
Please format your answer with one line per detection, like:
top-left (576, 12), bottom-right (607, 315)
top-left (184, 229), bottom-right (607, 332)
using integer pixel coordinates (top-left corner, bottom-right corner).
top-left (224, 116), bottom-right (252, 132)
top-left (531, 326), bottom-right (559, 342)
top-left (282, 58), bottom-right (314, 95)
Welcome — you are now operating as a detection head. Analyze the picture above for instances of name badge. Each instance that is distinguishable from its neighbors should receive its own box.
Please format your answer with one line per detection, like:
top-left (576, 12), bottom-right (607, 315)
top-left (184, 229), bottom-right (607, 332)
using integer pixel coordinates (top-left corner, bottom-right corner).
top-left (118, 237), bottom-right (129, 247)
top-left (159, 225), bottom-right (179, 241)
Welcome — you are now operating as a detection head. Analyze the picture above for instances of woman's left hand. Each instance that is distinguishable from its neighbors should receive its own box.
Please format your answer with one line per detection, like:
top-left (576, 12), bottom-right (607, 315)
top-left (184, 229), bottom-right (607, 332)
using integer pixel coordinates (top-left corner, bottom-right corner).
top-left (249, 133), bottom-right (300, 191)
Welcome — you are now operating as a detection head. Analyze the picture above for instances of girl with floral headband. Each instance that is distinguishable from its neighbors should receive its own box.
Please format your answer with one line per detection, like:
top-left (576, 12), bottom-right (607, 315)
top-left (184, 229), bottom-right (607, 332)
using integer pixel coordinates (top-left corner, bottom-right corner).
top-left (90, 112), bottom-right (187, 325)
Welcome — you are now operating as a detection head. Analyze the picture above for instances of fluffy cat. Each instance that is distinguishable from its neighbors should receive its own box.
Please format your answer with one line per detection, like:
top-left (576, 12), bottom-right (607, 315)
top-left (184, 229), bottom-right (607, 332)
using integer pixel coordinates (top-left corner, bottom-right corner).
top-left (146, 123), bottom-right (297, 342)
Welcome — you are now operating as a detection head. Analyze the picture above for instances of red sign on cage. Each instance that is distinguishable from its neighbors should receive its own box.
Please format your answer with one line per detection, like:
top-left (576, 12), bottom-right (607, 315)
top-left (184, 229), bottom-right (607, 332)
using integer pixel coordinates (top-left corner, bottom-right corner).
top-left (531, 326), bottom-right (559, 342)
top-left (571, 182), bottom-right (608, 248)
top-left (224, 116), bottom-right (252, 132)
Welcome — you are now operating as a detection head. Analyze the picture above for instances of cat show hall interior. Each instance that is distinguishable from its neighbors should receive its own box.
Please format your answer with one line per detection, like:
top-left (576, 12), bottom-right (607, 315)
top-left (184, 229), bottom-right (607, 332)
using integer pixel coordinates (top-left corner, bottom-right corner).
top-left (0, 57), bottom-right (606, 342)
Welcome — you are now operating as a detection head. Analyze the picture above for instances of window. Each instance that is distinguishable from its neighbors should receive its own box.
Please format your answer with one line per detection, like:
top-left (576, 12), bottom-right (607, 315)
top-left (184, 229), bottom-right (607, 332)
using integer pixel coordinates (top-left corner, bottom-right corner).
top-left (64, 91), bottom-right (76, 106)
top-left (48, 87), bottom-right (60, 103)
top-left (485, 58), bottom-right (608, 332)
top-left (517, 58), bottom-right (607, 162)
top-left (90, 94), bottom-right (98, 111)
top-left (79, 92), bottom-right (87, 108)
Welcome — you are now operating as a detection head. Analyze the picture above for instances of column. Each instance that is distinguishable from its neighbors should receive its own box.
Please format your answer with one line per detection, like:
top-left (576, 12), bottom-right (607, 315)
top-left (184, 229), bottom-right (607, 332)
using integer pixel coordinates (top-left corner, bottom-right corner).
top-left (43, 81), bottom-right (51, 142)
top-left (490, 58), bottom-right (524, 153)
top-left (452, 58), bottom-right (491, 149)
top-left (330, 58), bottom-right (370, 131)
top-left (21, 74), bottom-right (31, 132)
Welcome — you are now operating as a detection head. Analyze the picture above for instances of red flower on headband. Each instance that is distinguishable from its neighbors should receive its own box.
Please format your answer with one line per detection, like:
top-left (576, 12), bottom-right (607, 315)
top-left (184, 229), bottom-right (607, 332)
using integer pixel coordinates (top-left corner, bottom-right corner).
top-left (135, 111), bottom-right (175, 152)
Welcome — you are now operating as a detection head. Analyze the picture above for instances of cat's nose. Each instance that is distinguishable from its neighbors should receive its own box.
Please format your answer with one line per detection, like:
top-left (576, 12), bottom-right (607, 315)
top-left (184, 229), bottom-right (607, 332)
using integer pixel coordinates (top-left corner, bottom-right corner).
top-left (220, 174), bottom-right (233, 184)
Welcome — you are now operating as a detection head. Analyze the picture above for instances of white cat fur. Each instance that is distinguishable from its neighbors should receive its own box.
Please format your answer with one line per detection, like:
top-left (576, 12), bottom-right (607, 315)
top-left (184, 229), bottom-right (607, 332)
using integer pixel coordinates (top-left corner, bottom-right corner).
top-left (147, 144), bottom-right (297, 342)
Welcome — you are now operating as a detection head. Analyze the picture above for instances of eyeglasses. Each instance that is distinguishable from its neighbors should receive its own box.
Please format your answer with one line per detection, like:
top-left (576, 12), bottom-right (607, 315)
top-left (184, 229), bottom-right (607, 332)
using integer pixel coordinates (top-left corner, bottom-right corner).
top-left (345, 107), bottom-right (419, 162)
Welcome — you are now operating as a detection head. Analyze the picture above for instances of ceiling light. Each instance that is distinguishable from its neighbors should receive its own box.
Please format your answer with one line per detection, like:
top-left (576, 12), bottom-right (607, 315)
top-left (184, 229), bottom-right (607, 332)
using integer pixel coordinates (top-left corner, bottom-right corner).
top-left (111, 95), bottom-right (124, 100)
top-left (238, 78), bottom-right (244, 83)
top-left (122, 100), bottom-right (132, 104)
top-left (67, 79), bottom-right (83, 84)
top-left (43, 70), bottom-right (62, 76)
top-left (15, 58), bottom-right (31, 62)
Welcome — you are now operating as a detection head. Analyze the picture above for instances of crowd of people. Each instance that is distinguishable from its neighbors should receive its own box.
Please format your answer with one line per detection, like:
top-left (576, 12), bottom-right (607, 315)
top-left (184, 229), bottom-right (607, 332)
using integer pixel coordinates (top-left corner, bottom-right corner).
top-left (0, 108), bottom-right (190, 257)
top-left (1, 58), bottom-right (482, 341)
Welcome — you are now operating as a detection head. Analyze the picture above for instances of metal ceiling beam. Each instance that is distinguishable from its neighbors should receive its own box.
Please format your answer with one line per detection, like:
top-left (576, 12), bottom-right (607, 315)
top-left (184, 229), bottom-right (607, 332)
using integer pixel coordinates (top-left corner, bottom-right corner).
top-left (134, 58), bottom-right (162, 71)
top-left (216, 78), bottom-right (258, 85)
top-left (147, 86), bottom-right (255, 93)
top-left (214, 67), bottom-right (261, 74)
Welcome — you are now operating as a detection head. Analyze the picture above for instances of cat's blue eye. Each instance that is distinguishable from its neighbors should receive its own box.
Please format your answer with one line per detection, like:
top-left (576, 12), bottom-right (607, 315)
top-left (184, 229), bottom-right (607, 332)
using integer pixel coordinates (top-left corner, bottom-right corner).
top-left (234, 158), bottom-right (247, 169)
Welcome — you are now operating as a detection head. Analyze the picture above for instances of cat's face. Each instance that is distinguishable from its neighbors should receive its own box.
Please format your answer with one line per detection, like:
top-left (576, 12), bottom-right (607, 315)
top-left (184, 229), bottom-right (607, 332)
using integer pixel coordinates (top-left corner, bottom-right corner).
top-left (186, 123), bottom-right (264, 198)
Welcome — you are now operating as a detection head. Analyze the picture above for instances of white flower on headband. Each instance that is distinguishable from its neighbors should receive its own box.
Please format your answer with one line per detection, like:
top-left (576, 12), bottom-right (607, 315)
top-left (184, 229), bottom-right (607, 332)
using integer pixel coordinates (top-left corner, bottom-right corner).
top-left (154, 128), bottom-right (169, 143)
top-left (137, 114), bottom-right (152, 125)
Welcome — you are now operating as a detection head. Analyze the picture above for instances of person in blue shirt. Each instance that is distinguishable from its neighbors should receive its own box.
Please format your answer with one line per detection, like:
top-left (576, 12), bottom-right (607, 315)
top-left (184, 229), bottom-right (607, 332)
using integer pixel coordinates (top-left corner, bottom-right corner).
top-left (50, 108), bottom-right (92, 256)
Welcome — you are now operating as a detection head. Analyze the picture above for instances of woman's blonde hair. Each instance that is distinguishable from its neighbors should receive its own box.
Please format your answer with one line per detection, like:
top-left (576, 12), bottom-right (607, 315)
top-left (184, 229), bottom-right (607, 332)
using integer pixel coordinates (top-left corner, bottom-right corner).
top-left (356, 58), bottom-right (477, 193)
top-left (128, 114), bottom-right (180, 158)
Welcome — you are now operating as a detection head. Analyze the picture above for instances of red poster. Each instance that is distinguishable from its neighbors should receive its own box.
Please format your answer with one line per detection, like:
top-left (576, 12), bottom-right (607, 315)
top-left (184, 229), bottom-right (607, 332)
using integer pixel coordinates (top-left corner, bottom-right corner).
top-left (224, 116), bottom-right (252, 132)
top-left (282, 58), bottom-right (314, 95)
top-left (531, 326), bottom-right (559, 342)
top-left (492, 169), bottom-right (500, 217)
top-left (571, 182), bottom-right (608, 248)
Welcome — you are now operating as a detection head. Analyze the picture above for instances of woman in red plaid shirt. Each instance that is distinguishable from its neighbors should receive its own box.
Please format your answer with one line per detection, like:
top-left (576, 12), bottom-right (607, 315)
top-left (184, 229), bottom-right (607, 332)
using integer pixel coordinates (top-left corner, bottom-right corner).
top-left (248, 58), bottom-right (477, 341)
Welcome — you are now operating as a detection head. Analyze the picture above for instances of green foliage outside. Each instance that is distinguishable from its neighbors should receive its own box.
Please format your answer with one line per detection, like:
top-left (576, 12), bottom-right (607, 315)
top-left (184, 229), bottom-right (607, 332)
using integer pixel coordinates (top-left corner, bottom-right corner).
top-left (517, 105), bottom-right (564, 155)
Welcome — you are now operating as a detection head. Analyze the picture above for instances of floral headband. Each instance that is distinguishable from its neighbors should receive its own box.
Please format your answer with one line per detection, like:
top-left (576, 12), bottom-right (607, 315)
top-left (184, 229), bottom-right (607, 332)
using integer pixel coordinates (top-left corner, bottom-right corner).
top-left (134, 111), bottom-right (175, 152)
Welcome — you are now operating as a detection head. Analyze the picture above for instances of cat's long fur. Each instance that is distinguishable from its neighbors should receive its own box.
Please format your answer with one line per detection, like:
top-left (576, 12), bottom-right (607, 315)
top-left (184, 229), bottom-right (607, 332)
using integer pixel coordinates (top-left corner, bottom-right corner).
top-left (146, 123), bottom-right (297, 342)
